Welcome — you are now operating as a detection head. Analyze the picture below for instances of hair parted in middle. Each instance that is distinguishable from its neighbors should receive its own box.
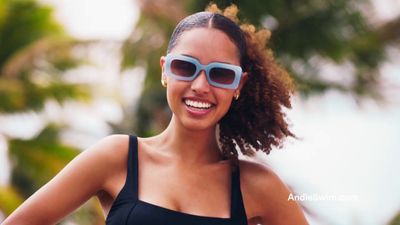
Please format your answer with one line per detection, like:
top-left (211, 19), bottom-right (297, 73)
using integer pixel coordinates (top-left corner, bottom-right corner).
top-left (166, 4), bottom-right (296, 164)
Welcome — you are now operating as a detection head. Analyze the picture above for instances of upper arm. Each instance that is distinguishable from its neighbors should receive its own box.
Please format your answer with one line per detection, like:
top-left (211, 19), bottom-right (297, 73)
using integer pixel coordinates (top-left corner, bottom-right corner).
top-left (239, 160), bottom-right (309, 225)
top-left (2, 134), bottom-right (129, 225)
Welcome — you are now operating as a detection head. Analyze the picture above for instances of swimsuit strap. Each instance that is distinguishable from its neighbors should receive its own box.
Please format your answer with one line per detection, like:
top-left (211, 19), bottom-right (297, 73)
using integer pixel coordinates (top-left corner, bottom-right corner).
top-left (125, 134), bottom-right (139, 199)
top-left (230, 166), bottom-right (248, 223)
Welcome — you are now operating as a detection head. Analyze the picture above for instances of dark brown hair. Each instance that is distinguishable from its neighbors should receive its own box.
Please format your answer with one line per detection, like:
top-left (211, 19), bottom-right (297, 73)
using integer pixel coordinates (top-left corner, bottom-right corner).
top-left (167, 4), bottom-right (296, 164)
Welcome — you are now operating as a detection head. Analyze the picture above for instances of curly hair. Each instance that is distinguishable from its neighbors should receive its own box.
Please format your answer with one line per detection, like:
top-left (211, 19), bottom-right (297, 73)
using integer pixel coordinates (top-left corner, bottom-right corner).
top-left (167, 4), bottom-right (296, 164)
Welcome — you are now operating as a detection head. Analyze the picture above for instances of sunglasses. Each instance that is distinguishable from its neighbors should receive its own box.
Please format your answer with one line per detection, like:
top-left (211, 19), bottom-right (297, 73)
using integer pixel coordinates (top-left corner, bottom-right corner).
top-left (164, 54), bottom-right (243, 89)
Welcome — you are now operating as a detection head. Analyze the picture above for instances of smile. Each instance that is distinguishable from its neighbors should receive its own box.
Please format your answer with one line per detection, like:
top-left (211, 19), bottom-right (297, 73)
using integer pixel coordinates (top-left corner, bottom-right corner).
top-left (184, 99), bottom-right (213, 109)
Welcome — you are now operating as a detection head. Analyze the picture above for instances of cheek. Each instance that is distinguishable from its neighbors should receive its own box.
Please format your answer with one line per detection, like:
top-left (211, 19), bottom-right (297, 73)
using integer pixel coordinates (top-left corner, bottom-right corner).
top-left (166, 81), bottom-right (185, 108)
top-left (166, 87), bottom-right (177, 109)
top-left (216, 91), bottom-right (235, 111)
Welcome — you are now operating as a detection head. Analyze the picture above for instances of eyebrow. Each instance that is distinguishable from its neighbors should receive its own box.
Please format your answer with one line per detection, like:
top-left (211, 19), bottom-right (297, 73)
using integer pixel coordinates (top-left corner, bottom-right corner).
top-left (181, 53), bottom-right (236, 65)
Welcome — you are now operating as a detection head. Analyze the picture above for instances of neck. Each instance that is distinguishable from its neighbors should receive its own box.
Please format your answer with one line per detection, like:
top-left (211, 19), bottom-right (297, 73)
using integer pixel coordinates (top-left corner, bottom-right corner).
top-left (154, 115), bottom-right (224, 165)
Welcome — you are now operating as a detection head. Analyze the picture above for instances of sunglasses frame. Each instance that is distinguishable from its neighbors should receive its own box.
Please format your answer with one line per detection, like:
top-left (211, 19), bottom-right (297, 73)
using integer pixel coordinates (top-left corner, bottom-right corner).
top-left (164, 54), bottom-right (243, 90)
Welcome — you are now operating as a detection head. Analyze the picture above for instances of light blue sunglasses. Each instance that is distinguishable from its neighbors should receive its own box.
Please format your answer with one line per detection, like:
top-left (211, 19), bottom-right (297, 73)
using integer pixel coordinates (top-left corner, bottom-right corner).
top-left (164, 54), bottom-right (243, 89)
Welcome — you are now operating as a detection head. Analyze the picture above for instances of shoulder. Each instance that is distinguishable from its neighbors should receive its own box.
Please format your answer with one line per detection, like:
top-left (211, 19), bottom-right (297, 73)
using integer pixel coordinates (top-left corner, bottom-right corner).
top-left (69, 134), bottom-right (133, 196)
top-left (238, 159), bottom-right (308, 224)
top-left (67, 134), bottom-right (131, 183)
top-left (82, 134), bottom-right (130, 171)
top-left (79, 134), bottom-right (129, 163)
top-left (85, 134), bottom-right (129, 157)
top-left (238, 159), bottom-right (287, 198)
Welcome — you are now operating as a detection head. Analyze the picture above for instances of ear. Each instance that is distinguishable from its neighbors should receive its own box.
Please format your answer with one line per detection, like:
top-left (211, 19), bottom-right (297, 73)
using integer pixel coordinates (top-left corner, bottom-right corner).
top-left (160, 56), bottom-right (167, 81)
top-left (235, 72), bottom-right (248, 94)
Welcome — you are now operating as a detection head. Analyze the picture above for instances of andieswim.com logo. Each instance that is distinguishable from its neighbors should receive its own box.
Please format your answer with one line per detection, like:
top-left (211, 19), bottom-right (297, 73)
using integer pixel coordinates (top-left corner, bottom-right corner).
top-left (288, 193), bottom-right (359, 202)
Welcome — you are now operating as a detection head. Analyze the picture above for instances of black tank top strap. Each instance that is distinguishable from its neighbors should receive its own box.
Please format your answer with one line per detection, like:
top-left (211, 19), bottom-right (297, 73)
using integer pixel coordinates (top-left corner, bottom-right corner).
top-left (129, 135), bottom-right (139, 198)
top-left (230, 165), bottom-right (248, 223)
top-left (126, 134), bottom-right (139, 200)
top-left (114, 134), bottom-right (138, 200)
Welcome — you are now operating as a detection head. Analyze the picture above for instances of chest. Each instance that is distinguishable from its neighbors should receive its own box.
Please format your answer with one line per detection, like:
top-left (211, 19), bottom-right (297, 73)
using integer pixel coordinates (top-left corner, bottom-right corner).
top-left (137, 163), bottom-right (232, 218)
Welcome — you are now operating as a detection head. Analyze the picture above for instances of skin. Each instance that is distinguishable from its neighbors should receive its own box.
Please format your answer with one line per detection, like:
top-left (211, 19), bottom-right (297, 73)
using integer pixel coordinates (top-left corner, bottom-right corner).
top-left (2, 28), bottom-right (309, 225)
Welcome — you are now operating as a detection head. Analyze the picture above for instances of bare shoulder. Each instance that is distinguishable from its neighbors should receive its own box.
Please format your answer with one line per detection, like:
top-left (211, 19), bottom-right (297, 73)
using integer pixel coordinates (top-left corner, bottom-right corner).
top-left (238, 159), bottom-right (287, 200)
top-left (56, 134), bottom-right (131, 188)
top-left (238, 159), bottom-right (284, 185)
top-left (83, 134), bottom-right (130, 182)
top-left (238, 159), bottom-right (309, 225)
top-left (84, 134), bottom-right (129, 163)
top-left (54, 134), bottom-right (131, 196)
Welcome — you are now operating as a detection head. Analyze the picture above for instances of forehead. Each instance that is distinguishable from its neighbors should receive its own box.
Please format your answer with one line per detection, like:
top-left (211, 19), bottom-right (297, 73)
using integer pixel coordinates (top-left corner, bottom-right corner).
top-left (170, 28), bottom-right (240, 65)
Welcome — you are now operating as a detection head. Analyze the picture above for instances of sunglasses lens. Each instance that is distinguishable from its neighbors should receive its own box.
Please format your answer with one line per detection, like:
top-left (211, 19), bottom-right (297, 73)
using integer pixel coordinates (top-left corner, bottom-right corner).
top-left (209, 67), bottom-right (236, 85)
top-left (170, 59), bottom-right (196, 77)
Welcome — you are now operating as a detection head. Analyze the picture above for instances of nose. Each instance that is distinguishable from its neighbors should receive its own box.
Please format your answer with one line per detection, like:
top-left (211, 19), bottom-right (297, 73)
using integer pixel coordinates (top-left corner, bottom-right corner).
top-left (191, 70), bottom-right (210, 95)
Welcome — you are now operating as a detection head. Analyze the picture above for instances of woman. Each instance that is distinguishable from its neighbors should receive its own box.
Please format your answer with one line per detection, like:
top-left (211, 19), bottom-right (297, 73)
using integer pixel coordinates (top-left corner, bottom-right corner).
top-left (3, 4), bottom-right (309, 225)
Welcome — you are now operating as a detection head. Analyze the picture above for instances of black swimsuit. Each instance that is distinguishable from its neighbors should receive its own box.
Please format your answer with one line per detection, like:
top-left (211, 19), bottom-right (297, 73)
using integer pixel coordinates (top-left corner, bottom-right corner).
top-left (106, 135), bottom-right (248, 225)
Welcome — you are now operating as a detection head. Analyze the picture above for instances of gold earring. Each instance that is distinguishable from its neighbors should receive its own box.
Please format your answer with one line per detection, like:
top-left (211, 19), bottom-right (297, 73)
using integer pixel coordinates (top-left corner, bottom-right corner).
top-left (161, 79), bottom-right (167, 87)
top-left (234, 92), bottom-right (240, 100)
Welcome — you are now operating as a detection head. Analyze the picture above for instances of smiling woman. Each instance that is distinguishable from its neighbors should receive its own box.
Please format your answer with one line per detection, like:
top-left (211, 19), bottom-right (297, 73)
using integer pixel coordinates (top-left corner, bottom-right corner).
top-left (2, 4), bottom-right (308, 225)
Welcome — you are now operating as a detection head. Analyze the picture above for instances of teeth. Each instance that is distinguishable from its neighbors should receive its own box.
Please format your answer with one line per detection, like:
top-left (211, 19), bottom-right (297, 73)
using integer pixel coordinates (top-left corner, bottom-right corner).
top-left (184, 99), bottom-right (212, 109)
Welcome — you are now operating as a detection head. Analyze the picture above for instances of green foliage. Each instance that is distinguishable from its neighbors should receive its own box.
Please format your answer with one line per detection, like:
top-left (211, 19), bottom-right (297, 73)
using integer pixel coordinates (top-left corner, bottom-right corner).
top-left (120, 3), bottom-right (183, 135)
top-left (9, 125), bottom-right (79, 196)
top-left (0, 0), bottom-right (62, 69)
top-left (0, 0), bottom-right (101, 223)
top-left (0, 76), bottom-right (90, 112)
top-left (0, 0), bottom-right (90, 113)
top-left (0, 186), bottom-right (23, 215)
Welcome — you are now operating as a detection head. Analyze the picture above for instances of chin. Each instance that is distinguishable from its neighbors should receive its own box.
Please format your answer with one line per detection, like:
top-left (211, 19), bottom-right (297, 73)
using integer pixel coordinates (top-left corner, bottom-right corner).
top-left (180, 118), bottom-right (217, 131)
top-left (181, 119), bottom-right (217, 131)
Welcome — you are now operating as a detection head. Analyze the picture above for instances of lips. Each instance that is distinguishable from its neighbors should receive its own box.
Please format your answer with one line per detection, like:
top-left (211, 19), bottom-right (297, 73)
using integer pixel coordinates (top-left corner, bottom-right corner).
top-left (184, 99), bottom-right (212, 109)
top-left (182, 97), bottom-right (215, 116)
top-left (183, 97), bottom-right (215, 107)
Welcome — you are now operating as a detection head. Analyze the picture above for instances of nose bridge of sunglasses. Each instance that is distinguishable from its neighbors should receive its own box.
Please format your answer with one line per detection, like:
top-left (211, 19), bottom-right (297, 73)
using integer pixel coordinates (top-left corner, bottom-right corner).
top-left (192, 69), bottom-right (211, 87)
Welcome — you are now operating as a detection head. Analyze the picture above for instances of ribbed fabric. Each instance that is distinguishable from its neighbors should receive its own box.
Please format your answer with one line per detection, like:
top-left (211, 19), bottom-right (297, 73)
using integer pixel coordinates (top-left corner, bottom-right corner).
top-left (106, 135), bottom-right (248, 225)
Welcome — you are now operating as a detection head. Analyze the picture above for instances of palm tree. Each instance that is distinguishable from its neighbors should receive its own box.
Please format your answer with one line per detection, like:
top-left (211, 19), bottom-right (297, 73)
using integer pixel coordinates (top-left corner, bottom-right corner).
top-left (0, 0), bottom-right (103, 224)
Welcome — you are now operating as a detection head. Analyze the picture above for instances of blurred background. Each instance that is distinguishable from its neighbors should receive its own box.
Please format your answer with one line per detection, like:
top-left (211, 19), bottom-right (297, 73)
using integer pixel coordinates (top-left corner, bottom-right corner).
top-left (0, 0), bottom-right (399, 224)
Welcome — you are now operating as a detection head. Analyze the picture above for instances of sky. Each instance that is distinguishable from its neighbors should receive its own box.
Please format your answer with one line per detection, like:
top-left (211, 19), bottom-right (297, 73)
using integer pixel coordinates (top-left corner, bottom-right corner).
top-left (1, 0), bottom-right (400, 224)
